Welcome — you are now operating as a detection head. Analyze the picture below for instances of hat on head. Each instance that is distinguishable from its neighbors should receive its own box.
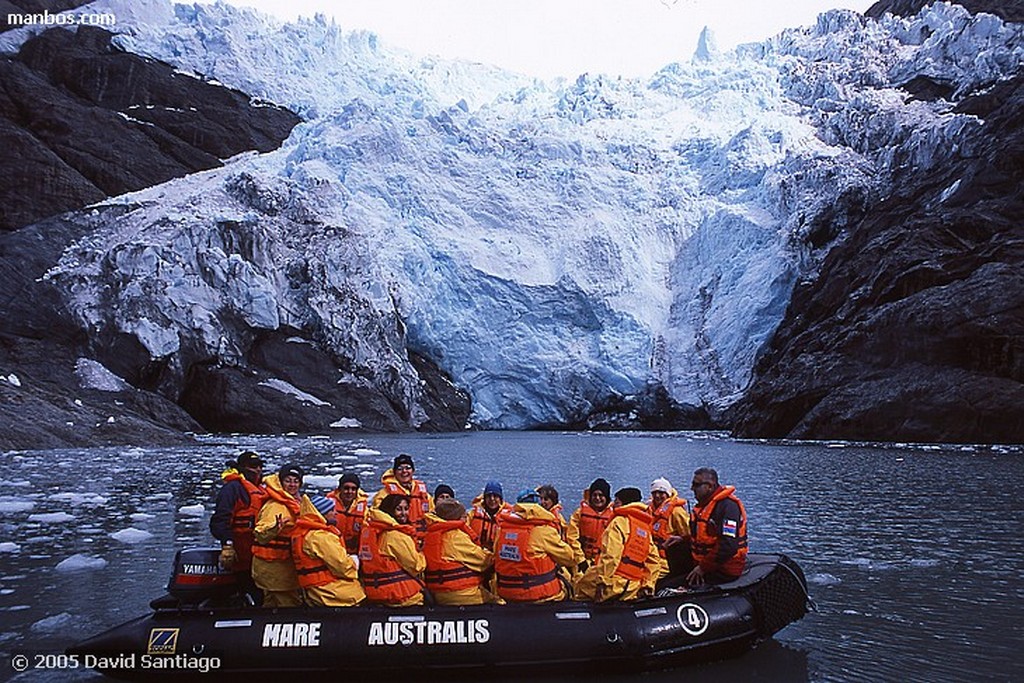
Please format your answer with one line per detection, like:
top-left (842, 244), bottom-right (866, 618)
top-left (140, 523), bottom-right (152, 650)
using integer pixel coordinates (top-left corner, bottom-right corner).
top-left (589, 478), bottom-right (611, 498)
top-left (517, 489), bottom-right (541, 504)
top-left (434, 484), bottom-right (455, 500)
top-left (237, 451), bottom-right (263, 468)
top-left (615, 487), bottom-right (643, 505)
top-left (435, 499), bottom-right (466, 521)
top-left (393, 454), bottom-right (415, 470)
top-left (309, 494), bottom-right (335, 518)
top-left (650, 477), bottom-right (672, 495)
top-left (278, 464), bottom-right (304, 482)
top-left (339, 473), bottom-right (361, 489)
top-left (483, 480), bottom-right (503, 497)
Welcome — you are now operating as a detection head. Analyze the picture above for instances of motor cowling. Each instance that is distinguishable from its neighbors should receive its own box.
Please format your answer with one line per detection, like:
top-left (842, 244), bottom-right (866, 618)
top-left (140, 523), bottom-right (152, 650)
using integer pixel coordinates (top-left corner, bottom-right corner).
top-left (166, 547), bottom-right (237, 604)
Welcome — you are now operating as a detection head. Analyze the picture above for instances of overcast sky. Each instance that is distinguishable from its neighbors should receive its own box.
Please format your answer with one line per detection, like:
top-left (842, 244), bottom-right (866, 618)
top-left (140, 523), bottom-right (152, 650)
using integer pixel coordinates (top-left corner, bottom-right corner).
top-left (207, 0), bottom-right (877, 79)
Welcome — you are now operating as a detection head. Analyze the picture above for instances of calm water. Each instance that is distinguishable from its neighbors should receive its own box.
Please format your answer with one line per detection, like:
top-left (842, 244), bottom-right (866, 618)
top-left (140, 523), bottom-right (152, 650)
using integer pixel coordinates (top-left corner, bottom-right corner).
top-left (1, 431), bottom-right (1022, 682)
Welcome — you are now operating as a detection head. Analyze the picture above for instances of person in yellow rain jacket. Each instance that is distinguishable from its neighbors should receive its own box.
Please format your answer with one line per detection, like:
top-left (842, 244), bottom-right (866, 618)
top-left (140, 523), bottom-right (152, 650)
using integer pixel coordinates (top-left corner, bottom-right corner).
top-left (372, 454), bottom-right (433, 543)
top-left (575, 488), bottom-right (661, 602)
top-left (566, 478), bottom-right (614, 572)
top-left (648, 477), bottom-right (691, 580)
top-left (423, 499), bottom-right (498, 606)
top-left (493, 497), bottom-right (576, 603)
top-left (291, 495), bottom-right (366, 607)
top-left (467, 480), bottom-right (513, 551)
top-left (252, 464), bottom-right (304, 607)
top-left (360, 494), bottom-right (426, 606)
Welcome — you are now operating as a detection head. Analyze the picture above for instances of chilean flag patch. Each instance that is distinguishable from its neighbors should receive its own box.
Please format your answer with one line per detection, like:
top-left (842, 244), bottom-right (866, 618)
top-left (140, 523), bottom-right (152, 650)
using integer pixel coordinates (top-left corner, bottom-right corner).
top-left (722, 519), bottom-right (737, 537)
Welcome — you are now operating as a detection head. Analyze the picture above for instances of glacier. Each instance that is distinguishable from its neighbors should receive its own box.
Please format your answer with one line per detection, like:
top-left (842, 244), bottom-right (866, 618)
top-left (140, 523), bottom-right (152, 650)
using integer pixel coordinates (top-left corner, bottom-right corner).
top-left (36, 0), bottom-right (1024, 429)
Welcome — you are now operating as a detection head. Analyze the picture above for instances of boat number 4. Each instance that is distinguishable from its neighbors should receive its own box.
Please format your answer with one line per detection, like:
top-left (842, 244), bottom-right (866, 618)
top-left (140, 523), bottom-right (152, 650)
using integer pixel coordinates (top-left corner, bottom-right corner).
top-left (676, 603), bottom-right (710, 636)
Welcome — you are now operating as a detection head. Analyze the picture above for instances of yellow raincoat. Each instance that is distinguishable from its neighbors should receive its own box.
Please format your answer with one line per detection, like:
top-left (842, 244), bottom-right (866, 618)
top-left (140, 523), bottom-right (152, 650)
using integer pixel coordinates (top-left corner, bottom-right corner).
top-left (362, 507), bottom-right (427, 606)
top-left (251, 473), bottom-right (301, 607)
top-left (574, 502), bottom-right (661, 602)
top-left (423, 512), bottom-right (497, 606)
top-left (494, 503), bottom-right (576, 602)
top-left (649, 487), bottom-right (691, 579)
top-left (293, 497), bottom-right (366, 607)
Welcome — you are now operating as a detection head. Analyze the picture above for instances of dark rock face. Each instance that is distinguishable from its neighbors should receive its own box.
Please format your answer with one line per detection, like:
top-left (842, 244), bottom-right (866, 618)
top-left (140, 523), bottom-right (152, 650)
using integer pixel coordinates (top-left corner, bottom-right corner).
top-left (866, 0), bottom-right (1024, 22)
top-left (560, 384), bottom-right (714, 432)
top-left (733, 75), bottom-right (1024, 443)
top-left (0, 26), bottom-right (300, 231)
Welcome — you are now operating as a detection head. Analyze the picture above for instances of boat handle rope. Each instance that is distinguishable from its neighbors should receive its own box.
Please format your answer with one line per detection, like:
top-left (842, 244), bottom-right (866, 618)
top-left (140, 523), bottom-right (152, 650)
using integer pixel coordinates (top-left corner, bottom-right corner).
top-left (745, 558), bottom-right (818, 613)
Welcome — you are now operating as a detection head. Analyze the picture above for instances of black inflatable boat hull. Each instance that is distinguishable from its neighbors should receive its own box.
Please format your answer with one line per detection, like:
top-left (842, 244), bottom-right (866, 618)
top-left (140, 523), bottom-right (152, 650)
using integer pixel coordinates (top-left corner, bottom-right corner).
top-left (69, 553), bottom-right (807, 679)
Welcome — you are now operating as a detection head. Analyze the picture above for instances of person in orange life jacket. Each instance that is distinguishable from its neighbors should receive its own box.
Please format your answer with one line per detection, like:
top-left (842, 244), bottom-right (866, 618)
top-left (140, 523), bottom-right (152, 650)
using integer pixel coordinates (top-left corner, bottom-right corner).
top-left (575, 488), bottom-right (661, 602)
top-left (210, 450), bottom-right (266, 604)
top-left (360, 494), bottom-right (426, 606)
top-left (291, 494), bottom-right (365, 607)
top-left (537, 484), bottom-right (568, 538)
top-left (686, 467), bottom-right (748, 587)
top-left (372, 454), bottom-right (433, 542)
top-left (433, 484), bottom-right (456, 503)
top-left (252, 464), bottom-right (304, 608)
top-left (326, 473), bottom-right (367, 555)
top-left (493, 492), bottom-right (576, 603)
top-left (648, 477), bottom-right (692, 580)
top-left (467, 480), bottom-right (513, 551)
top-left (423, 499), bottom-right (499, 606)
top-left (566, 478), bottom-right (614, 572)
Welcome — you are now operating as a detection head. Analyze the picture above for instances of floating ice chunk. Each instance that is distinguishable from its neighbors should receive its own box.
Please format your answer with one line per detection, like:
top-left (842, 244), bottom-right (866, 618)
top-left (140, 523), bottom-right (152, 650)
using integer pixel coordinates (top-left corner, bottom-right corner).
top-left (28, 512), bottom-right (76, 523)
top-left (302, 475), bottom-right (337, 490)
top-left (56, 554), bottom-right (108, 572)
top-left (111, 528), bottom-right (154, 544)
top-left (124, 447), bottom-right (146, 457)
top-left (351, 448), bottom-right (381, 456)
top-left (331, 417), bottom-right (362, 428)
top-left (808, 572), bottom-right (841, 586)
top-left (31, 612), bottom-right (74, 633)
top-left (0, 500), bottom-right (34, 513)
top-left (50, 492), bottom-right (109, 506)
top-left (909, 558), bottom-right (941, 568)
top-left (0, 479), bottom-right (30, 487)
top-left (130, 513), bottom-right (155, 522)
top-left (178, 504), bottom-right (205, 516)
top-left (0, 542), bottom-right (20, 553)
top-left (4, 374), bottom-right (21, 387)
top-left (152, 493), bottom-right (173, 500)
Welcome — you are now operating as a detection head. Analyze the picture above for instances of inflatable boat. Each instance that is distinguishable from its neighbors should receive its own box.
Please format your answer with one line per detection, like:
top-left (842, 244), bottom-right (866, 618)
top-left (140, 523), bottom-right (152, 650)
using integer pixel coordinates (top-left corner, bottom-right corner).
top-left (69, 549), bottom-right (809, 679)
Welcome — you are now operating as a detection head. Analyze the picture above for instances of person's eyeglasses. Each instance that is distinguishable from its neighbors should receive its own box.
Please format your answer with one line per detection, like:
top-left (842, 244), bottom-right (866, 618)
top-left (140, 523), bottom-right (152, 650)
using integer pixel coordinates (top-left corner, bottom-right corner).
top-left (395, 465), bottom-right (413, 472)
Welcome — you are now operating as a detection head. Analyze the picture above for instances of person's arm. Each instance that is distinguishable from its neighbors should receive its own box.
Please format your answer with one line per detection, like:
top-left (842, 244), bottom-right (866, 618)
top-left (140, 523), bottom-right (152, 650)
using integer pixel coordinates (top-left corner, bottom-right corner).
top-left (253, 501), bottom-right (284, 544)
top-left (642, 530), bottom-right (662, 592)
top-left (307, 530), bottom-right (359, 580)
top-left (565, 509), bottom-right (586, 566)
top-left (670, 505), bottom-right (691, 539)
top-left (382, 530), bottom-right (426, 576)
top-left (709, 498), bottom-right (743, 569)
top-left (210, 482), bottom-right (242, 543)
top-left (533, 526), bottom-right (576, 567)
top-left (594, 519), bottom-right (626, 594)
top-left (447, 530), bottom-right (493, 573)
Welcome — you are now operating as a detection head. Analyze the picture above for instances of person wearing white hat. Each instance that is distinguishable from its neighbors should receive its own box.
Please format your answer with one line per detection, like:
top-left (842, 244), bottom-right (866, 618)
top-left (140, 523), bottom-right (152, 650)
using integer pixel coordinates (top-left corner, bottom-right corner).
top-left (648, 477), bottom-right (691, 580)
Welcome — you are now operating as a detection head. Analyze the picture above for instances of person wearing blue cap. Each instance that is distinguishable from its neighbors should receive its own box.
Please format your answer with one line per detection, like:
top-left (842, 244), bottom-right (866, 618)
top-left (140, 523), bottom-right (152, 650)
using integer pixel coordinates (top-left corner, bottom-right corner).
top-left (468, 480), bottom-right (512, 551)
top-left (290, 494), bottom-right (365, 607)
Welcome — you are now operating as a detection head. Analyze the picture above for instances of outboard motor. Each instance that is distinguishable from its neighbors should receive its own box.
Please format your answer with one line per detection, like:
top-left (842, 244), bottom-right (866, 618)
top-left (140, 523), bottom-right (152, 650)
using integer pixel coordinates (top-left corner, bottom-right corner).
top-left (166, 547), bottom-right (237, 605)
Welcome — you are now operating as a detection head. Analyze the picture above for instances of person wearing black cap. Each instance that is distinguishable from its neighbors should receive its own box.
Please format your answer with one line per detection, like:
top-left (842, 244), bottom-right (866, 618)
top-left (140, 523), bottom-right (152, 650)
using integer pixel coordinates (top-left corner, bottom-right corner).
top-left (372, 454), bottom-right (433, 544)
top-left (467, 480), bottom-right (512, 551)
top-left (433, 484), bottom-right (456, 503)
top-left (575, 487), bottom-right (660, 602)
top-left (210, 451), bottom-right (267, 604)
top-left (252, 464), bottom-right (305, 607)
top-left (567, 477), bottom-right (614, 571)
top-left (327, 473), bottom-right (368, 554)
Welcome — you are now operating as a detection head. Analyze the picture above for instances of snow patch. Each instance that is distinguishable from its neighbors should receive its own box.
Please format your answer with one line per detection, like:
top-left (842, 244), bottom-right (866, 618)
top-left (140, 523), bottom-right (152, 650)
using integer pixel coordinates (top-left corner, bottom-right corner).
top-left (259, 379), bottom-right (331, 406)
top-left (56, 554), bottom-right (108, 572)
top-left (330, 418), bottom-right (362, 429)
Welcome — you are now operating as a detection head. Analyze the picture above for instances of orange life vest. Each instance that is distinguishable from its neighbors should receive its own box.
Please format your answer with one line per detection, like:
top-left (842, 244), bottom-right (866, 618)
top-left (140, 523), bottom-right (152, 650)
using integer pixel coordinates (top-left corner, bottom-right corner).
top-left (577, 499), bottom-right (614, 562)
top-left (223, 473), bottom-right (267, 571)
top-left (327, 490), bottom-right (367, 554)
top-left (358, 518), bottom-right (422, 604)
top-left (251, 486), bottom-right (300, 563)
top-left (469, 501), bottom-right (512, 550)
top-left (290, 517), bottom-right (343, 589)
top-left (380, 479), bottom-right (432, 537)
top-left (691, 485), bottom-right (748, 577)
top-left (422, 520), bottom-right (483, 593)
top-left (650, 497), bottom-right (688, 558)
top-left (494, 514), bottom-right (561, 602)
top-left (611, 506), bottom-right (654, 582)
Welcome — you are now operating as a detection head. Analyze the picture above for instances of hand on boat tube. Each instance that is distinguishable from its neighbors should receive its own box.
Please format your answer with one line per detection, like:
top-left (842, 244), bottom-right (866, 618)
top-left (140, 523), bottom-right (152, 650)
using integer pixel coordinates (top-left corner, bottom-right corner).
top-left (219, 545), bottom-right (237, 570)
top-left (686, 564), bottom-right (706, 587)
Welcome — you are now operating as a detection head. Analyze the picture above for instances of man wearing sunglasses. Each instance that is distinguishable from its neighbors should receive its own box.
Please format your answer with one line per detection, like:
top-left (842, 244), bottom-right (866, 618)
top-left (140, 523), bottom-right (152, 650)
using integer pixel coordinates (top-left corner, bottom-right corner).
top-left (686, 467), bottom-right (748, 587)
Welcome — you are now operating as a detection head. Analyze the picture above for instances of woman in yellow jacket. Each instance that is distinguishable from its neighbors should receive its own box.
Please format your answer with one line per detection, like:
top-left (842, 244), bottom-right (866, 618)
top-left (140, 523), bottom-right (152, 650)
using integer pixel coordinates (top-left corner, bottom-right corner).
top-left (252, 464), bottom-right (304, 607)
top-left (493, 497), bottom-right (576, 603)
top-left (291, 495), bottom-right (366, 607)
top-left (359, 494), bottom-right (426, 606)
top-left (423, 500), bottom-right (498, 605)
top-left (575, 488), bottom-right (661, 602)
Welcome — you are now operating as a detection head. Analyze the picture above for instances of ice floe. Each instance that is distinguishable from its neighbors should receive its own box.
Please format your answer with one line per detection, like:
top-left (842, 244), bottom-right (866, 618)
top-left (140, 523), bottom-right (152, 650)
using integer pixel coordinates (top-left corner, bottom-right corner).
top-left (55, 554), bottom-right (108, 572)
top-left (110, 528), bottom-right (154, 544)
top-left (178, 504), bottom-right (205, 516)
top-left (27, 512), bottom-right (76, 523)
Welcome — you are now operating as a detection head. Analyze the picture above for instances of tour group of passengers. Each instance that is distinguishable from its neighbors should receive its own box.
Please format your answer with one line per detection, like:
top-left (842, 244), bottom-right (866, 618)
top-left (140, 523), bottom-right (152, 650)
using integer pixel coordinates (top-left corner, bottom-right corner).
top-left (210, 451), bottom-right (748, 608)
